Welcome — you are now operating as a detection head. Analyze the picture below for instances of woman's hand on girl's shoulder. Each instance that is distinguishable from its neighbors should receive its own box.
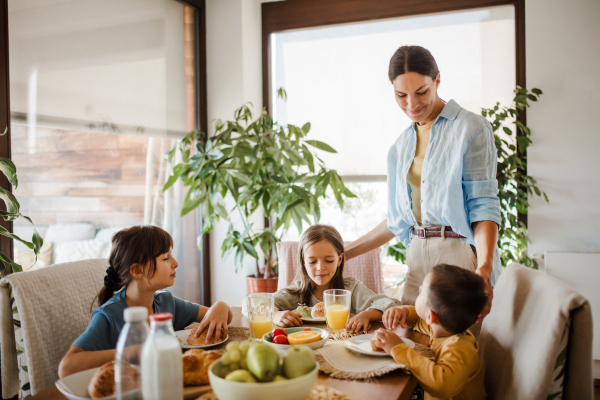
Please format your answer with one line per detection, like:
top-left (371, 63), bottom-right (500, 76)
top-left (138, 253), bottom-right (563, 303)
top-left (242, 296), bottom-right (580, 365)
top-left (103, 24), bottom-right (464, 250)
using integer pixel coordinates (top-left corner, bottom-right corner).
top-left (275, 310), bottom-right (303, 328)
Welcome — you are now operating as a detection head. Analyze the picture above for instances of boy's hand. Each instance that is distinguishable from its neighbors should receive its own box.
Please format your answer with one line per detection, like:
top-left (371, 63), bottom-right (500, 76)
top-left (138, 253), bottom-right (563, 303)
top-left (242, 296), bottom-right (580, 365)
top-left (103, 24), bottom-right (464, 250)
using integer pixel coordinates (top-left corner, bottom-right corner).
top-left (383, 306), bottom-right (407, 330)
top-left (196, 301), bottom-right (230, 344)
top-left (346, 310), bottom-right (378, 334)
top-left (372, 328), bottom-right (405, 354)
top-left (277, 311), bottom-right (303, 328)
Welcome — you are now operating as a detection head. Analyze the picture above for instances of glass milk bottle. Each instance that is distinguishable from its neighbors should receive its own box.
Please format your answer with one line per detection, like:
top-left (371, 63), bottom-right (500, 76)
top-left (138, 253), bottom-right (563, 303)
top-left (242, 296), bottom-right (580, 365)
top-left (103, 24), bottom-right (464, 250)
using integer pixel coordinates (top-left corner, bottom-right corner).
top-left (115, 307), bottom-right (148, 400)
top-left (141, 312), bottom-right (183, 400)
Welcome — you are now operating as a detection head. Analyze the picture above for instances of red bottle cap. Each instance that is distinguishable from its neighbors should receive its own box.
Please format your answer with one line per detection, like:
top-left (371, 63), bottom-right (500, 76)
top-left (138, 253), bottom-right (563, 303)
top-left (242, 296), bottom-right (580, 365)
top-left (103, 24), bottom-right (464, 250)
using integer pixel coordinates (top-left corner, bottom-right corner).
top-left (149, 312), bottom-right (173, 322)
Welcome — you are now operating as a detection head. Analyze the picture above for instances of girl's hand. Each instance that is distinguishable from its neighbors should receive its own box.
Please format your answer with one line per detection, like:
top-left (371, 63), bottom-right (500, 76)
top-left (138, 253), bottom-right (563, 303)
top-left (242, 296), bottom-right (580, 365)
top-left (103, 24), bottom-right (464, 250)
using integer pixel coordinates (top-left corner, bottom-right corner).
top-left (383, 306), bottom-right (408, 330)
top-left (345, 310), bottom-right (377, 334)
top-left (195, 301), bottom-right (230, 344)
top-left (372, 328), bottom-right (404, 354)
top-left (276, 311), bottom-right (303, 328)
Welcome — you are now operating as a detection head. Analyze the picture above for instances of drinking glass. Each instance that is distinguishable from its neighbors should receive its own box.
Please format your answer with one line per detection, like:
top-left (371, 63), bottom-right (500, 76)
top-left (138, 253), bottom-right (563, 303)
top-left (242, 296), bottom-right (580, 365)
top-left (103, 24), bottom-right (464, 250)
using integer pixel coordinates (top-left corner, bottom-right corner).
top-left (323, 289), bottom-right (351, 333)
top-left (244, 293), bottom-right (275, 339)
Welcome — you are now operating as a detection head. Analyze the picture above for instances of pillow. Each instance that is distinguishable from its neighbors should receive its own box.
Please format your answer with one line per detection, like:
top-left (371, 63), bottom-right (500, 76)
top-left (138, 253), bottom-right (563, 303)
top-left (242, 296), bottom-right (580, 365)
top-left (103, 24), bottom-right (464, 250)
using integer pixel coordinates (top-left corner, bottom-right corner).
top-left (14, 241), bottom-right (52, 271)
top-left (53, 239), bottom-right (110, 265)
top-left (94, 226), bottom-right (130, 243)
top-left (45, 223), bottom-right (96, 245)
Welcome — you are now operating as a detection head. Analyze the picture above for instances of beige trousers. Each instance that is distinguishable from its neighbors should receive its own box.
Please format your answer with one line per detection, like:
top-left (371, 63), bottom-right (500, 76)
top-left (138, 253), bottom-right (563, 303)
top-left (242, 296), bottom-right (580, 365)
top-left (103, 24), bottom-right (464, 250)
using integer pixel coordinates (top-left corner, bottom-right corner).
top-left (401, 235), bottom-right (481, 338)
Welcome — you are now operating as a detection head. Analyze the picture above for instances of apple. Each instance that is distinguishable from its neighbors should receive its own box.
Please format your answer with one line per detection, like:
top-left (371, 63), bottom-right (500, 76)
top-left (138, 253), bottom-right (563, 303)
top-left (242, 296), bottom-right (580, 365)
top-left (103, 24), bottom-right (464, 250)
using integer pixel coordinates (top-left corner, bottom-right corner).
top-left (282, 345), bottom-right (316, 379)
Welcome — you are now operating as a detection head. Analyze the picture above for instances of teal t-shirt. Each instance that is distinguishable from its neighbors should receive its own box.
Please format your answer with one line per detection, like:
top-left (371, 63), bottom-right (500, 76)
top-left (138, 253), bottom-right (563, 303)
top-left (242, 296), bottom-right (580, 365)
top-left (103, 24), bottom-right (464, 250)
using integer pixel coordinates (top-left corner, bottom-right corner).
top-left (73, 289), bottom-right (200, 351)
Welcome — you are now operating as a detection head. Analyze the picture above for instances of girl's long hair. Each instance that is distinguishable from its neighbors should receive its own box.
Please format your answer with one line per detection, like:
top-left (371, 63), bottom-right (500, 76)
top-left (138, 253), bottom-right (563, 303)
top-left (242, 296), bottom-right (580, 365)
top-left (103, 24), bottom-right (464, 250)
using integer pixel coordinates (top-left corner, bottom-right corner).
top-left (288, 224), bottom-right (346, 305)
top-left (92, 225), bottom-right (173, 310)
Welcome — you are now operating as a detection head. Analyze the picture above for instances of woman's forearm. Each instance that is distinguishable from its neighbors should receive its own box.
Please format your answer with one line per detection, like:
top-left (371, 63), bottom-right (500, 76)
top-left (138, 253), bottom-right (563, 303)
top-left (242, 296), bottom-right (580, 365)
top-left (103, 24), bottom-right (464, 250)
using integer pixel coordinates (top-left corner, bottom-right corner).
top-left (472, 220), bottom-right (498, 276)
top-left (345, 219), bottom-right (396, 261)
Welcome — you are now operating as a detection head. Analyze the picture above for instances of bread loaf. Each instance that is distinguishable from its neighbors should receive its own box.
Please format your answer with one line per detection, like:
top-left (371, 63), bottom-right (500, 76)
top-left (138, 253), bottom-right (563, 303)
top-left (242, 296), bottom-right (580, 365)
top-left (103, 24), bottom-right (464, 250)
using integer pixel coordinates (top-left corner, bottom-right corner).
top-left (370, 336), bottom-right (384, 352)
top-left (88, 360), bottom-right (140, 398)
top-left (311, 302), bottom-right (325, 318)
top-left (182, 349), bottom-right (221, 386)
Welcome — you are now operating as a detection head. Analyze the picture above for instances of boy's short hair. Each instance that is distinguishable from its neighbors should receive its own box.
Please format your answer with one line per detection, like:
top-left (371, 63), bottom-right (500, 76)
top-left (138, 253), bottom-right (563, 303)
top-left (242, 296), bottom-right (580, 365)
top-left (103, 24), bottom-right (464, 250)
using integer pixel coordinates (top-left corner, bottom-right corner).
top-left (427, 264), bottom-right (488, 334)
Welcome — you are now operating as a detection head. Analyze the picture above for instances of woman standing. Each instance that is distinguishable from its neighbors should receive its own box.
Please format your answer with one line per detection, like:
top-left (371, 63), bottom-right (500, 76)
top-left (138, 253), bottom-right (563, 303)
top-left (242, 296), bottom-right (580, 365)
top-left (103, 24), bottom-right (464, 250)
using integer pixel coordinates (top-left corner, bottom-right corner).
top-left (345, 46), bottom-right (501, 328)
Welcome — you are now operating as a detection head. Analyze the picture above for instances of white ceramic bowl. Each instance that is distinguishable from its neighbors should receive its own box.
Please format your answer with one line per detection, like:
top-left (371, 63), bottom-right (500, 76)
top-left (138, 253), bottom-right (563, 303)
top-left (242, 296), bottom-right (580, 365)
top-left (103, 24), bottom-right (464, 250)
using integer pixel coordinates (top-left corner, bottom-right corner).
top-left (55, 367), bottom-right (141, 400)
top-left (208, 359), bottom-right (318, 400)
top-left (262, 327), bottom-right (329, 352)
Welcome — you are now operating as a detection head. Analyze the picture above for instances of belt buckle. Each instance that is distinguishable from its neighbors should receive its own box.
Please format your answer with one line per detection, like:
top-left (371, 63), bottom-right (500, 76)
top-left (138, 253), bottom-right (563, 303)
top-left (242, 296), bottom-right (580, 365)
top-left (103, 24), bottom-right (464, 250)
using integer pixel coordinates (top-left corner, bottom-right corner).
top-left (417, 228), bottom-right (426, 239)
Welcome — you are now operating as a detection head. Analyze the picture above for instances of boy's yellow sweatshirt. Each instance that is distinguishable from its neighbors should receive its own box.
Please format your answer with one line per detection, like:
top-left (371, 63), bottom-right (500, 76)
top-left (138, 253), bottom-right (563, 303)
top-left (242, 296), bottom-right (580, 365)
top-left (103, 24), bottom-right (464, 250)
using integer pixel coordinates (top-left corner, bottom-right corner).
top-left (390, 306), bottom-right (487, 400)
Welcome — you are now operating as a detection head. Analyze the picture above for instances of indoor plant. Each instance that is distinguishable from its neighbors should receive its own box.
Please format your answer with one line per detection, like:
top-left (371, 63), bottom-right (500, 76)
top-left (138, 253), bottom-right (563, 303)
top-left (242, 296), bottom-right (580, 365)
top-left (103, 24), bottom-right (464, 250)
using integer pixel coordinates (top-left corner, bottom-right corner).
top-left (385, 86), bottom-right (547, 269)
top-left (0, 128), bottom-right (43, 277)
top-left (164, 91), bottom-right (355, 292)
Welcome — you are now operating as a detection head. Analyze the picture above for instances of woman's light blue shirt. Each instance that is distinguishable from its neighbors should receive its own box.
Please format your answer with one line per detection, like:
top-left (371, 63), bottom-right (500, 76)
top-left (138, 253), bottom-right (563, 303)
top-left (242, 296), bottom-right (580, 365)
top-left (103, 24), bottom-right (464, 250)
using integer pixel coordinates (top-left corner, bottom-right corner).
top-left (387, 100), bottom-right (502, 284)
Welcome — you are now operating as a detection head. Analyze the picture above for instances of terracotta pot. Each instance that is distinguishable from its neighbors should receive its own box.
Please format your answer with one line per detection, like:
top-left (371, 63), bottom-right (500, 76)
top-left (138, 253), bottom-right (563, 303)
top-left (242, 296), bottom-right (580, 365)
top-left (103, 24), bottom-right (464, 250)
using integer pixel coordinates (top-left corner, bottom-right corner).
top-left (246, 275), bottom-right (278, 294)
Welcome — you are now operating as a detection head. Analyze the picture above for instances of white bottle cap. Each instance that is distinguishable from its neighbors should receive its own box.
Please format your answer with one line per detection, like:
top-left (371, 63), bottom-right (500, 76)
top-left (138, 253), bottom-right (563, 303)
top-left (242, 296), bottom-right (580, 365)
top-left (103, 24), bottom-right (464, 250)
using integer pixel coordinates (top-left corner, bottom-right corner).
top-left (124, 306), bottom-right (148, 323)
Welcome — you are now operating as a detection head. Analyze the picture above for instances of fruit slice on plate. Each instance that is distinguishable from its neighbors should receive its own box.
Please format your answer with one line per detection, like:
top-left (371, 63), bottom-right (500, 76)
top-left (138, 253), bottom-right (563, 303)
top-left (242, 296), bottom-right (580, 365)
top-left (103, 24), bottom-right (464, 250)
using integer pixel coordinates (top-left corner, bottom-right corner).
top-left (287, 331), bottom-right (321, 345)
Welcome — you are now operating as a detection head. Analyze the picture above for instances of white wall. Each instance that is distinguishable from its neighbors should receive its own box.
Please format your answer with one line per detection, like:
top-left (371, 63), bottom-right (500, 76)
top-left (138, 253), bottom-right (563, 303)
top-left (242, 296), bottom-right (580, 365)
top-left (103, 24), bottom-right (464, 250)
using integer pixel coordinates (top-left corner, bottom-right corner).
top-left (526, 0), bottom-right (600, 260)
top-left (206, 0), bottom-right (265, 305)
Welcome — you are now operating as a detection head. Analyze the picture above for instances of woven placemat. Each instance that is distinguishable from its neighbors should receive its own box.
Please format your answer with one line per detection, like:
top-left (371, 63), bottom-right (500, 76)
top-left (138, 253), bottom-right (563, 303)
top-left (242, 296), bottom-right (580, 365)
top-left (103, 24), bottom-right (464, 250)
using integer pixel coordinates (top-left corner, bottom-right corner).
top-left (315, 341), bottom-right (408, 380)
top-left (195, 384), bottom-right (351, 400)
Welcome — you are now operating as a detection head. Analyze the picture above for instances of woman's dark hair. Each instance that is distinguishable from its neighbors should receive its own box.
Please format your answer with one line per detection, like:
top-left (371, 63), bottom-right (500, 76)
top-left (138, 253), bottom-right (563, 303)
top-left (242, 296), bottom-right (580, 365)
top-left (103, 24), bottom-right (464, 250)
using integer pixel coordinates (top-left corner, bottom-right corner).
top-left (92, 225), bottom-right (173, 310)
top-left (426, 263), bottom-right (488, 334)
top-left (388, 45), bottom-right (439, 83)
top-left (287, 224), bottom-right (346, 305)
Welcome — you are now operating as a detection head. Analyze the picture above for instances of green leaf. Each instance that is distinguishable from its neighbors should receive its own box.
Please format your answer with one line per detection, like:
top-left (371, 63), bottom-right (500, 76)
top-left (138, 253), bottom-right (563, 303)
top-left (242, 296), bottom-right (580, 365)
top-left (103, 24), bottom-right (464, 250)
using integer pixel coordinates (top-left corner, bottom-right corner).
top-left (305, 140), bottom-right (337, 153)
top-left (301, 122), bottom-right (311, 135)
top-left (0, 157), bottom-right (18, 188)
top-left (242, 241), bottom-right (259, 259)
top-left (0, 187), bottom-right (20, 219)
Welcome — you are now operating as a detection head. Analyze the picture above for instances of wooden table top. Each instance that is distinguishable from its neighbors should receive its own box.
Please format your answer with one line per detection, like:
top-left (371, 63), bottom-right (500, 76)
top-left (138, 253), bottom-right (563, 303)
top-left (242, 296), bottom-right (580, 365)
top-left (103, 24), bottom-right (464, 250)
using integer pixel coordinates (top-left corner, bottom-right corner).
top-left (30, 307), bottom-right (416, 400)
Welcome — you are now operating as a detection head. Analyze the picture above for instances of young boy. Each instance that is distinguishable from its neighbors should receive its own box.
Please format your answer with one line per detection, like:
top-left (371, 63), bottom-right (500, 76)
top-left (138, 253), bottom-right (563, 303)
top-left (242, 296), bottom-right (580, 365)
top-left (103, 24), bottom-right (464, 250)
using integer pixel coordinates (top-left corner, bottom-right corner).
top-left (373, 263), bottom-right (488, 400)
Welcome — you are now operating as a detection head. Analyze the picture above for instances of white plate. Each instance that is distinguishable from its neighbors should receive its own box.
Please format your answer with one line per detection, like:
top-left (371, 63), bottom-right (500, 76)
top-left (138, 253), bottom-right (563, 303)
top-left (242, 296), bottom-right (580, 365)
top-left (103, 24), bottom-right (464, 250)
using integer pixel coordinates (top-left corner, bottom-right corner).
top-left (55, 367), bottom-right (141, 400)
top-left (56, 366), bottom-right (211, 400)
top-left (345, 334), bottom-right (416, 357)
top-left (300, 316), bottom-right (326, 323)
top-left (175, 329), bottom-right (229, 349)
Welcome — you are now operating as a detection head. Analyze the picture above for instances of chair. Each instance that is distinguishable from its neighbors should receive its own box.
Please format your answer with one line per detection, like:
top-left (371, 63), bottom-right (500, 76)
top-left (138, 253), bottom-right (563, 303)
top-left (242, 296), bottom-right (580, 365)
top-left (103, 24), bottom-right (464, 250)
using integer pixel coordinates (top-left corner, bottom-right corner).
top-left (0, 258), bottom-right (108, 397)
top-left (276, 241), bottom-right (384, 294)
top-left (479, 263), bottom-right (593, 400)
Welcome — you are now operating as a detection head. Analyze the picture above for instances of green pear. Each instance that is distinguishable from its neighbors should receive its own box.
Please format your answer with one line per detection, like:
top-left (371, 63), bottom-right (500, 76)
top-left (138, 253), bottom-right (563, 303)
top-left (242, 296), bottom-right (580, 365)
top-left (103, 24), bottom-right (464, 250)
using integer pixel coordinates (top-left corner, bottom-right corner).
top-left (225, 369), bottom-right (257, 383)
top-left (282, 345), bottom-right (316, 379)
top-left (273, 375), bottom-right (288, 382)
top-left (246, 343), bottom-right (280, 382)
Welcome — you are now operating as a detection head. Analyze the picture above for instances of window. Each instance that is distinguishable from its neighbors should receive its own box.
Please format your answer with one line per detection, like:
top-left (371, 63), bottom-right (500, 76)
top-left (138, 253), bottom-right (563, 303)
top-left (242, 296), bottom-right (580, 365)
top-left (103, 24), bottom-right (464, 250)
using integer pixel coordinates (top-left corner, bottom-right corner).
top-left (8, 0), bottom-right (205, 302)
top-left (270, 5), bottom-right (516, 295)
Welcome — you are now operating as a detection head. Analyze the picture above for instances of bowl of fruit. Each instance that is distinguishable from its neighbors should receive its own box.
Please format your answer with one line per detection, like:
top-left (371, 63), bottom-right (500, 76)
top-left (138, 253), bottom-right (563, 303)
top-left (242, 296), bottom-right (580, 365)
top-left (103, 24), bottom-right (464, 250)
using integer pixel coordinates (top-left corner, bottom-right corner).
top-left (209, 341), bottom-right (318, 400)
top-left (263, 327), bottom-right (329, 351)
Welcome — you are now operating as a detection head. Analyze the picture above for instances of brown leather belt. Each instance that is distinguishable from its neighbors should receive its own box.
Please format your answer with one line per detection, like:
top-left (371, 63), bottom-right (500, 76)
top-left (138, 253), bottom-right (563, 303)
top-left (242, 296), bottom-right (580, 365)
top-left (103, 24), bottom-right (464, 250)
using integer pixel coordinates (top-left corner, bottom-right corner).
top-left (411, 226), bottom-right (466, 239)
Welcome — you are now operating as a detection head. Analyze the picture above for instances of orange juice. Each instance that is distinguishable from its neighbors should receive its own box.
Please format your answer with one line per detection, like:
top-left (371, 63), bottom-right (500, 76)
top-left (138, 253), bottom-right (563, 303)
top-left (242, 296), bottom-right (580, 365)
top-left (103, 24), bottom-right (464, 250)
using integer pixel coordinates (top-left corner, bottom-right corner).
top-left (249, 315), bottom-right (273, 339)
top-left (326, 305), bottom-right (349, 330)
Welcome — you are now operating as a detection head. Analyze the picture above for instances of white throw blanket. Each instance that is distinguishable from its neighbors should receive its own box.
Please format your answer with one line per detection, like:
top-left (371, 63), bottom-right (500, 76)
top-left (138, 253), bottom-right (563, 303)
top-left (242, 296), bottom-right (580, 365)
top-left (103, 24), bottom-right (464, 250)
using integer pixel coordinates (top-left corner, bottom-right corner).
top-left (479, 263), bottom-right (593, 400)
top-left (0, 258), bottom-right (108, 397)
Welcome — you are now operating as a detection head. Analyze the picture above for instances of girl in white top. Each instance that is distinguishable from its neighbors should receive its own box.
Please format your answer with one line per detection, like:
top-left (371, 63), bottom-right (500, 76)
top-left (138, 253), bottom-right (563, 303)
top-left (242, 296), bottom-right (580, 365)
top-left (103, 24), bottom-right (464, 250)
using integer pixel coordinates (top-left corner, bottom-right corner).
top-left (274, 224), bottom-right (400, 334)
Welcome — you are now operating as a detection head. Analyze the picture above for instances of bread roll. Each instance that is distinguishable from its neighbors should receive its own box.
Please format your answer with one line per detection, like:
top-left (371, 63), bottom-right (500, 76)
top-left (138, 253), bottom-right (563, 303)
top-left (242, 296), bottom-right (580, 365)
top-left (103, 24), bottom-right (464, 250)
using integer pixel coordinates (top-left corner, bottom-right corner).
top-left (182, 349), bottom-right (221, 386)
top-left (187, 325), bottom-right (226, 346)
top-left (370, 336), bottom-right (384, 352)
top-left (311, 302), bottom-right (325, 318)
top-left (88, 360), bottom-right (140, 398)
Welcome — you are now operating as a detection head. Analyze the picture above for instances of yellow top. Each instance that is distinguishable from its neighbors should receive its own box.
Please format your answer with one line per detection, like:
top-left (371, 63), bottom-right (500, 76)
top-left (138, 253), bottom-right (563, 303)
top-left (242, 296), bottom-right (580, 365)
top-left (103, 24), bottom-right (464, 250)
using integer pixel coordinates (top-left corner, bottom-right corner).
top-left (390, 306), bottom-right (487, 400)
top-left (406, 120), bottom-right (434, 226)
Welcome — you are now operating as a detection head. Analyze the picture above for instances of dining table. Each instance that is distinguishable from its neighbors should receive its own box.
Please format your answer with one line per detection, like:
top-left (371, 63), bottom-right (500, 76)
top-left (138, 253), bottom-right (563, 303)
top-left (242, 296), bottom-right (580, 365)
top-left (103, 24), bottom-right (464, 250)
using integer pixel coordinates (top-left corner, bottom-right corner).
top-left (30, 306), bottom-right (417, 400)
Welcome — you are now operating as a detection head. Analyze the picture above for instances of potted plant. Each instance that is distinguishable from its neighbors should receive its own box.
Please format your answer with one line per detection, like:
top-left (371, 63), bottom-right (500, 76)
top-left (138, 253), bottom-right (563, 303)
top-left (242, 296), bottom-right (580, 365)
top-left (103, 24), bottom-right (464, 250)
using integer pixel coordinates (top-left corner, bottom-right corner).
top-left (164, 91), bottom-right (355, 293)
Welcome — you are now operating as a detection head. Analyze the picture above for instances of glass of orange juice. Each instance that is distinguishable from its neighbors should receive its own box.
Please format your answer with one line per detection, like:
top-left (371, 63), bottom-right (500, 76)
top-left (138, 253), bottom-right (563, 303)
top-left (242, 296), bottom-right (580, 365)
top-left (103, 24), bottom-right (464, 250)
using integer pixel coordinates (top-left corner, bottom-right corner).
top-left (245, 293), bottom-right (275, 339)
top-left (323, 289), bottom-right (351, 333)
